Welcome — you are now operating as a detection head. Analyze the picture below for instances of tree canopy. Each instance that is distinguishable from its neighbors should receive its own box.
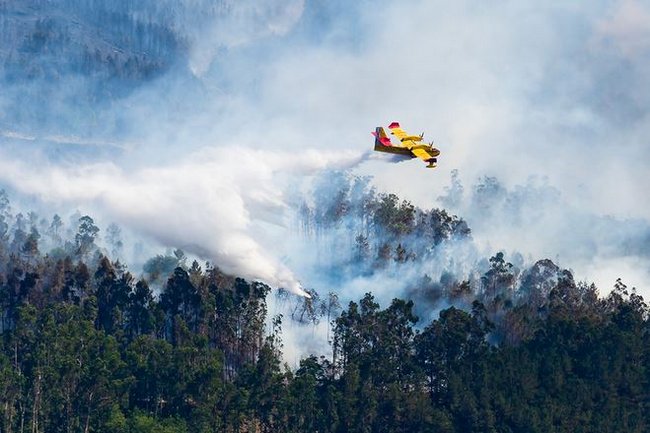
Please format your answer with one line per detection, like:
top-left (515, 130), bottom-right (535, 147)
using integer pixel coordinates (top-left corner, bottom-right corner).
top-left (0, 188), bottom-right (647, 433)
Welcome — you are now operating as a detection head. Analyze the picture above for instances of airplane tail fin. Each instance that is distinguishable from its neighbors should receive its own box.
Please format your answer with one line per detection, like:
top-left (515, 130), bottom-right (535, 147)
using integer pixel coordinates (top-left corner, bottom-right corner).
top-left (371, 127), bottom-right (392, 148)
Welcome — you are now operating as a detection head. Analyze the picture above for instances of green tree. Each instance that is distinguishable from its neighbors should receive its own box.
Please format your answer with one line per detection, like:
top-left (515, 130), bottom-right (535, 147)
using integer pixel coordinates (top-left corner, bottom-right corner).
top-left (94, 256), bottom-right (131, 334)
top-left (161, 268), bottom-right (202, 344)
top-left (75, 216), bottom-right (99, 260)
top-left (128, 280), bottom-right (155, 337)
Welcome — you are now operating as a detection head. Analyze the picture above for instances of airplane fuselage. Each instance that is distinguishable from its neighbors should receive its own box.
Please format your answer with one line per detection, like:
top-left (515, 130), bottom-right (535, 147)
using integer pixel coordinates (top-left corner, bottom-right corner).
top-left (373, 142), bottom-right (415, 157)
top-left (374, 142), bottom-right (440, 158)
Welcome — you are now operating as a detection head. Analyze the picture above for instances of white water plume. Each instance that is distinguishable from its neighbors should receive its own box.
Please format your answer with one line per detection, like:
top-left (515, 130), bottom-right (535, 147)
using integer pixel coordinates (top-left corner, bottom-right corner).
top-left (0, 146), bottom-right (371, 297)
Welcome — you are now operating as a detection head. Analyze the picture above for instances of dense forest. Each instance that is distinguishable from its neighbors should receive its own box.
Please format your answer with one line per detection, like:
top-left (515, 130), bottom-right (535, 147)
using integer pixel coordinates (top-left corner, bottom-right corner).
top-left (0, 186), bottom-right (648, 433)
top-left (0, 0), bottom-right (194, 82)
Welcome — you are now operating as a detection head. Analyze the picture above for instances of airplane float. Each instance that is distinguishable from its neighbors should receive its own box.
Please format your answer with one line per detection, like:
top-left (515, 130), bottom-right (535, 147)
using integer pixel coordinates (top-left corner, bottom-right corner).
top-left (372, 122), bottom-right (440, 168)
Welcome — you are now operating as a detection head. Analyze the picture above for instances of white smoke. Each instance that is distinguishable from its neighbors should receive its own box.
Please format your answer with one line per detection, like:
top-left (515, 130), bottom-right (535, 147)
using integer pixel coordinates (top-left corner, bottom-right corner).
top-left (2, 0), bottom-right (650, 360)
top-left (0, 146), bottom-right (369, 297)
top-left (186, 0), bottom-right (305, 76)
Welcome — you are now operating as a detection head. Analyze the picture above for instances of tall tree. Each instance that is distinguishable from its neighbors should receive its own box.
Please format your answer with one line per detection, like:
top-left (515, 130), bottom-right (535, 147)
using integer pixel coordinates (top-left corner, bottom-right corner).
top-left (105, 223), bottom-right (123, 259)
top-left (75, 216), bottom-right (99, 260)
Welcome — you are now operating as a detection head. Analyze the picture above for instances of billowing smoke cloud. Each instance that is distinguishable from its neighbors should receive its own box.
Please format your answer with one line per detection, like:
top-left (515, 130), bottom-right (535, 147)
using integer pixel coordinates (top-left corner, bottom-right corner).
top-left (1, 0), bottom-right (650, 359)
top-left (0, 146), bottom-right (370, 297)
top-left (438, 173), bottom-right (650, 296)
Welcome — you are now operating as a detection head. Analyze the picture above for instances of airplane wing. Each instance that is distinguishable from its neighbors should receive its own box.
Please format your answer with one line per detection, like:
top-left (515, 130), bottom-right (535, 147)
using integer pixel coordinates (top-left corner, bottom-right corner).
top-left (387, 122), bottom-right (409, 140)
top-left (411, 147), bottom-right (435, 161)
top-left (411, 146), bottom-right (440, 168)
top-left (388, 121), bottom-right (424, 143)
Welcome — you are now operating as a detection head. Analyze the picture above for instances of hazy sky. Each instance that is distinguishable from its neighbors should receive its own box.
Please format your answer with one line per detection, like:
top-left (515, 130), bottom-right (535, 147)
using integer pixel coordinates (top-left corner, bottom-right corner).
top-left (1, 0), bottom-right (649, 297)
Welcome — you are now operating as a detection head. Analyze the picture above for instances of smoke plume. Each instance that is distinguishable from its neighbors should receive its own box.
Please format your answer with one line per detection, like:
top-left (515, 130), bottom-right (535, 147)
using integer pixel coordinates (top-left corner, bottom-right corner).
top-left (1, 0), bottom-right (650, 359)
top-left (0, 147), bottom-right (370, 297)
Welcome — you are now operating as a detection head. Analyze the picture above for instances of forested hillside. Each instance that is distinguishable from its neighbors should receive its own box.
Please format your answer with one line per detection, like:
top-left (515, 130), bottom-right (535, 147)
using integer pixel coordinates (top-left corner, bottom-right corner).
top-left (0, 187), bottom-right (648, 433)
top-left (0, 0), bottom-right (191, 81)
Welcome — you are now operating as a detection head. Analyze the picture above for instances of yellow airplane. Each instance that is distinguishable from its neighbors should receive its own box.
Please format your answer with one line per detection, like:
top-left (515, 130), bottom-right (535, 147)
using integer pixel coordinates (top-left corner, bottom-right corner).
top-left (372, 122), bottom-right (440, 168)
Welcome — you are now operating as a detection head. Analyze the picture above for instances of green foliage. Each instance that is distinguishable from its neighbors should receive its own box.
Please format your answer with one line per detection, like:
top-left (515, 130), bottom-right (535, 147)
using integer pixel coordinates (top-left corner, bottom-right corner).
top-left (0, 191), bottom-right (648, 433)
top-left (75, 215), bottom-right (99, 259)
top-left (302, 172), bottom-right (472, 275)
top-left (143, 254), bottom-right (183, 284)
top-left (374, 193), bottom-right (416, 236)
top-left (129, 412), bottom-right (188, 433)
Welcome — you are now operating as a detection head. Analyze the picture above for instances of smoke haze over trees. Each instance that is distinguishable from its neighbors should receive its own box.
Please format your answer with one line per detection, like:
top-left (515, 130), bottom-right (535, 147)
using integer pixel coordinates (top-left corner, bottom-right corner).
top-left (1, 0), bottom-right (649, 295)
top-left (2, 0), bottom-right (650, 431)
top-left (0, 188), bottom-right (649, 432)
